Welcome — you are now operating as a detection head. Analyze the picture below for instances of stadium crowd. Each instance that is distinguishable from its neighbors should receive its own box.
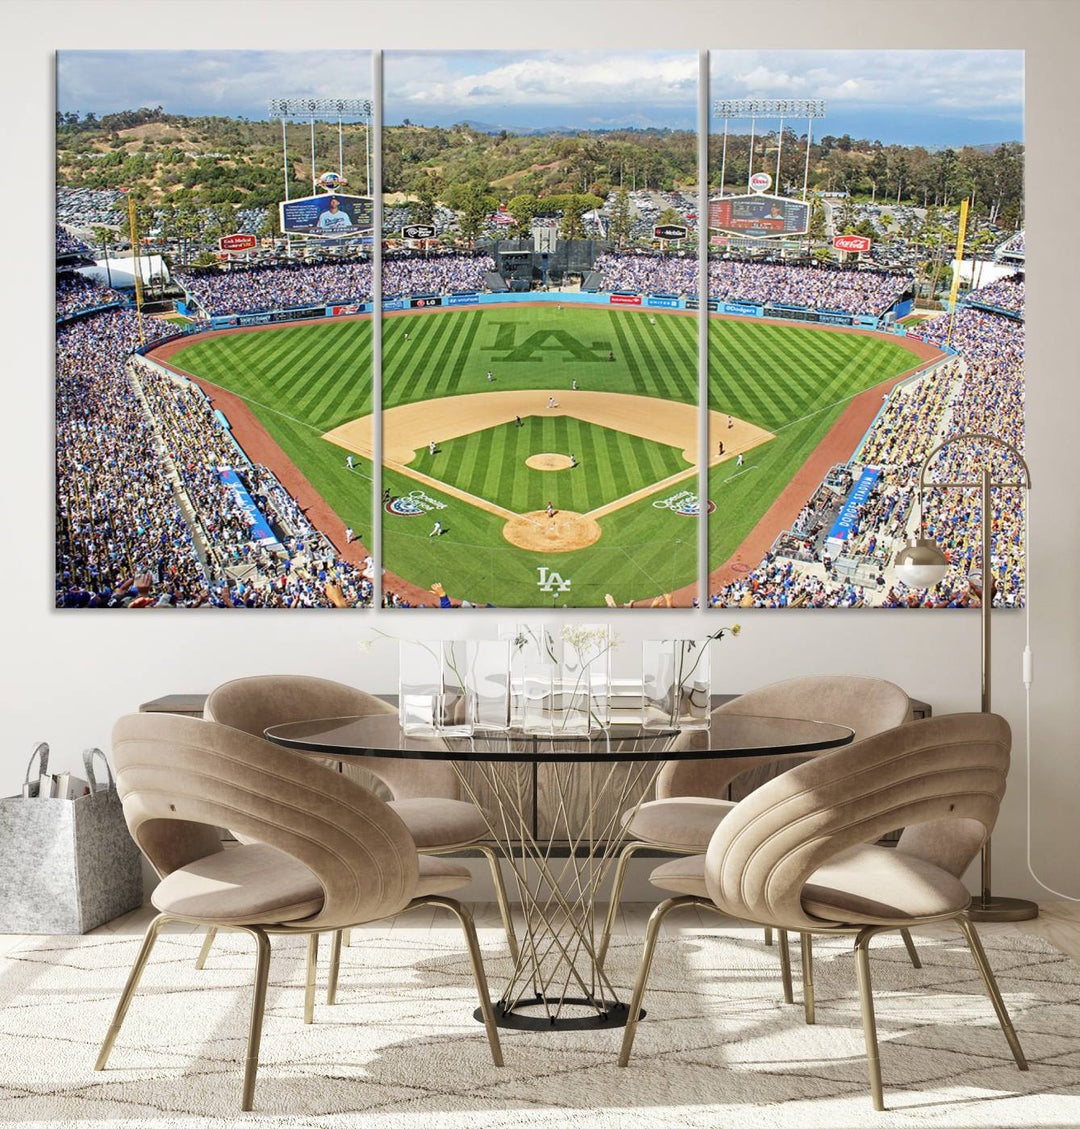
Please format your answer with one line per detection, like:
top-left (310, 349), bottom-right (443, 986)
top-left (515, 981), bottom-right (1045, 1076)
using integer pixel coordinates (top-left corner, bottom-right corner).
top-left (176, 254), bottom-right (494, 317)
top-left (138, 365), bottom-right (374, 607)
top-left (384, 253), bottom-right (494, 296)
top-left (55, 304), bottom-right (373, 608)
top-left (177, 260), bottom-right (373, 316)
top-left (56, 272), bottom-right (124, 320)
top-left (967, 274), bottom-right (1024, 316)
top-left (56, 225), bottom-right (91, 258)
top-left (594, 253), bottom-right (911, 316)
top-left (710, 304), bottom-right (1026, 609)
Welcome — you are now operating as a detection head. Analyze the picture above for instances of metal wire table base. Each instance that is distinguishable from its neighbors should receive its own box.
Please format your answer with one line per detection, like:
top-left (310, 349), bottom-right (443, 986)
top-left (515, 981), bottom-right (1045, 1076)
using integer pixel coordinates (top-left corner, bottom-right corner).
top-left (450, 736), bottom-right (671, 1031)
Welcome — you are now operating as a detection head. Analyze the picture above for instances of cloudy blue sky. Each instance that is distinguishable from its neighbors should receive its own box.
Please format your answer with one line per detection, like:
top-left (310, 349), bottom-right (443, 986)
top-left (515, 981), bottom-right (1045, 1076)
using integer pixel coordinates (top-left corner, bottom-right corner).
top-left (57, 48), bottom-right (1023, 145)
top-left (57, 51), bottom-right (374, 120)
top-left (384, 51), bottom-right (697, 131)
top-left (710, 50), bottom-right (1023, 146)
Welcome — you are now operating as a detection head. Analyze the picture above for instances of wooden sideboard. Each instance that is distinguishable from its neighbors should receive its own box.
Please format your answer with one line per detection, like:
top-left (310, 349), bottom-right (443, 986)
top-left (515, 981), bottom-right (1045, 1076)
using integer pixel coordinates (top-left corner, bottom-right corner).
top-left (140, 693), bottom-right (931, 853)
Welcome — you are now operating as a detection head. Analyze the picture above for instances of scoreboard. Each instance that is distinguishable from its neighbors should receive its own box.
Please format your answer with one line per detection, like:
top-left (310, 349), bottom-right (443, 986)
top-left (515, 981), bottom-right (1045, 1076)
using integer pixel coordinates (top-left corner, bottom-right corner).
top-left (709, 193), bottom-right (810, 238)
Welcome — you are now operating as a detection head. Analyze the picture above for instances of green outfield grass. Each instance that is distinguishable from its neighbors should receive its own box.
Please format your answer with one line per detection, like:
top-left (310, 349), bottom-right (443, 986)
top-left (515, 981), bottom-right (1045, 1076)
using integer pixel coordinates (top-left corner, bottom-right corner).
top-left (163, 304), bottom-right (923, 607)
top-left (413, 416), bottom-right (690, 515)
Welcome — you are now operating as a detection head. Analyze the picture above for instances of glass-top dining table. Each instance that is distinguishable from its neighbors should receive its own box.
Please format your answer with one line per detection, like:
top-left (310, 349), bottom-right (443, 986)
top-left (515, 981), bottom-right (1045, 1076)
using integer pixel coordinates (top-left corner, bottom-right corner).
top-left (266, 713), bottom-right (854, 1032)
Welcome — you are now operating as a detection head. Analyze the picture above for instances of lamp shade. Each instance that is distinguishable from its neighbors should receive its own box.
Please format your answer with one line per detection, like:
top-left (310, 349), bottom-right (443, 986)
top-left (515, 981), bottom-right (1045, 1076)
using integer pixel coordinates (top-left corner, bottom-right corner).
top-left (894, 537), bottom-right (948, 588)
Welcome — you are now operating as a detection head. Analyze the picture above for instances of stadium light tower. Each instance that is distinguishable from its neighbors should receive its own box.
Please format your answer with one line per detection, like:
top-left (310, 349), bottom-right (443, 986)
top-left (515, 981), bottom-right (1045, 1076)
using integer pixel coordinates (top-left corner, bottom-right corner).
top-left (712, 98), bottom-right (826, 200)
top-left (267, 97), bottom-right (375, 198)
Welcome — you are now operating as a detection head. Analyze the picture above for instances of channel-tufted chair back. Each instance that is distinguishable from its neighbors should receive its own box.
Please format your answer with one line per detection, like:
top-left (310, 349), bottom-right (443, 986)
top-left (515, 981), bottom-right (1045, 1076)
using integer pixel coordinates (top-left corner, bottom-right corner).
top-left (657, 674), bottom-right (912, 800)
top-left (112, 712), bottom-right (420, 931)
top-left (701, 712), bottom-right (1010, 933)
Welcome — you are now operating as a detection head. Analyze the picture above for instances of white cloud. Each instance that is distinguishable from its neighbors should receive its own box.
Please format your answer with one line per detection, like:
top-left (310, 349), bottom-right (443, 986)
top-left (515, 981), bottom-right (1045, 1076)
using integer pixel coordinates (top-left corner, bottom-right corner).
top-left (389, 51), bottom-right (697, 108)
top-left (58, 51), bottom-right (373, 116)
top-left (712, 50), bottom-right (1022, 114)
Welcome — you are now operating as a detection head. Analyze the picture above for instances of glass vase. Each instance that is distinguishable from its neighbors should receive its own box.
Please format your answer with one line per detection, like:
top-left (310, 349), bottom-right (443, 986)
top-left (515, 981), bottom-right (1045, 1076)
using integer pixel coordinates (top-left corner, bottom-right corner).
top-left (642, 639), bottom-right (712, 731)
top-left (500, 623), bottom-right (559, 727)
top-left (561, 624), bottom-right (612, 731)
top-left (521, 663), bottom-right (593, 736)
top-left (399, 639), bottom-right (473, 736)
top-left (467, 639), bottom-right (511, 732)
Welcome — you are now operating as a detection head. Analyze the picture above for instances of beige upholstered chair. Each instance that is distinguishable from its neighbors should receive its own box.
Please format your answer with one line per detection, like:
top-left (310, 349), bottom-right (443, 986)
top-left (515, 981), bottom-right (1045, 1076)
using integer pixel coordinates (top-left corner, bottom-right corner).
top-left (599, 674), bottom-right (915, 1007)
top-left (618, 713), bottom-right (1027, 1111)
top-left (97, 713), bottom-right (502, 1112)
top-left (200, 675), bottom-right (518, 1001)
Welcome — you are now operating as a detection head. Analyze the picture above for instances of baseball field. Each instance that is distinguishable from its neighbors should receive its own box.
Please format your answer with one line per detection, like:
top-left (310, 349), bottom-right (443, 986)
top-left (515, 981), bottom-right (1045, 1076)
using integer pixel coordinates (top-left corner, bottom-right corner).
top-left (158, 303), bottom-right (928, 607)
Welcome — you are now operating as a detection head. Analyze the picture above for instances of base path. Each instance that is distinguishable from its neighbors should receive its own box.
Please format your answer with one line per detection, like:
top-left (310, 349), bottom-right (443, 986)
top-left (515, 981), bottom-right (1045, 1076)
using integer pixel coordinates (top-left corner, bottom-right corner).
top-left (503, 510), bottom-right (602, 552)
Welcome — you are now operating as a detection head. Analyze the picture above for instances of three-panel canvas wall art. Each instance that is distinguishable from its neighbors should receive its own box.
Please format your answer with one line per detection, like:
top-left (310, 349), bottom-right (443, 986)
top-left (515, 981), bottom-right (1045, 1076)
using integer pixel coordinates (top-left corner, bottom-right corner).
top-left (55, 50), bottom-right (1025, 609)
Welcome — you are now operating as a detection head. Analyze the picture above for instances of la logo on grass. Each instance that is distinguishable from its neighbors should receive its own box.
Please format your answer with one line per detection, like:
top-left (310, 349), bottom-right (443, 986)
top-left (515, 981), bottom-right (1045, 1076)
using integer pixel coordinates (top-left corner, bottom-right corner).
top-left (487, 323), bottom-right (611, 363)
top-left (537, 567), bottom-right (572, 593)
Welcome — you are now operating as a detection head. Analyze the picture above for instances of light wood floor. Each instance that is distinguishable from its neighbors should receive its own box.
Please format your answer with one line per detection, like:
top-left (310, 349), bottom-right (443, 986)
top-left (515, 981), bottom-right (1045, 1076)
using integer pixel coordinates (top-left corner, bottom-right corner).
top-left (2, 900), bottom-right (1078, 963)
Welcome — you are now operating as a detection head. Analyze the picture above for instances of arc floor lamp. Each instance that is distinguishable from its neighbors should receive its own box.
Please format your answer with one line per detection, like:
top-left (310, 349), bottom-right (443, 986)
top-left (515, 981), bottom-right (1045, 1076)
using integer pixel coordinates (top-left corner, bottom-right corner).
top-left (894, 430), bottom-right (1038, 923)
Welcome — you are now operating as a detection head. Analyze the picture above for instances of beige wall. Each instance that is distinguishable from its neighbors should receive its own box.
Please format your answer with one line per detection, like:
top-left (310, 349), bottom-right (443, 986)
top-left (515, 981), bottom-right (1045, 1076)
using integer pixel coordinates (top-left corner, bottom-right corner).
top-left (3, 0), bottom-right (1078, 903)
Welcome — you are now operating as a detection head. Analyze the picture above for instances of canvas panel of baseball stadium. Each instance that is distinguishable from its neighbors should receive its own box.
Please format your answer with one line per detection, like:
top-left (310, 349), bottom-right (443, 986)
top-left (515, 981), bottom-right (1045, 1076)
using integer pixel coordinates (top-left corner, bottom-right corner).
top-left (705, 50), bottom-right (1025, 611)
top-left (55, 50), bottom-right (377, 608)
top-left (55, 48), bottom-right (1025, 612)
top-left (375, 50), bottom-right (701, 608)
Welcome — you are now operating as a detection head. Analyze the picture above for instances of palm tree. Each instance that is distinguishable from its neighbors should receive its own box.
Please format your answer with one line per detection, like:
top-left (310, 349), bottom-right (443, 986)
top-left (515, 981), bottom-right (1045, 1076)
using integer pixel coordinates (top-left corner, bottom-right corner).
top-left (93, 226), bottom-right (116, 288)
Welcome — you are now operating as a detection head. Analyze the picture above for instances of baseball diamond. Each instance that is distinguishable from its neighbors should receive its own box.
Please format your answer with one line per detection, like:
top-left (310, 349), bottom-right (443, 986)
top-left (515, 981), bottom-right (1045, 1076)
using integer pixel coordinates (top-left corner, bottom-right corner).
top-left (155, 303), bottom-right (931, 607)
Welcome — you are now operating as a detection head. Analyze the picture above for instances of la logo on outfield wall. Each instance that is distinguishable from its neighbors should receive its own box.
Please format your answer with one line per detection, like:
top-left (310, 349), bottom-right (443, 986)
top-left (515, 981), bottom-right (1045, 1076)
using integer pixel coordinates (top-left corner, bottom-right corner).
top-left (537, 567), bottom-right (572, 593)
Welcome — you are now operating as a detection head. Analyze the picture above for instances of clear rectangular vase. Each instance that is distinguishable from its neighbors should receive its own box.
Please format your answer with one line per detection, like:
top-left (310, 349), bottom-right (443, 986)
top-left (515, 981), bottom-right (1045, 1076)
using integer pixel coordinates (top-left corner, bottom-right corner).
top-left (501, 623), bottom-right (559, 727)
top-left (467, 639), bottom-right (511, 732)
top-left (642, 639), bottom-right (712, 731)
top-left (399, 640), bottom-right (474, 736)
top-left (521, 663), bottom-right (593, 736)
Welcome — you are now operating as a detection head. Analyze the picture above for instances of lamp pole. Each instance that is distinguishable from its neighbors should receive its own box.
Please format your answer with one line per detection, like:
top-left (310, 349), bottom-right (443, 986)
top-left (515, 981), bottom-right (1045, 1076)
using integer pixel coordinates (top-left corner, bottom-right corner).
top-left (910, 432), bottom-right (1037, 923)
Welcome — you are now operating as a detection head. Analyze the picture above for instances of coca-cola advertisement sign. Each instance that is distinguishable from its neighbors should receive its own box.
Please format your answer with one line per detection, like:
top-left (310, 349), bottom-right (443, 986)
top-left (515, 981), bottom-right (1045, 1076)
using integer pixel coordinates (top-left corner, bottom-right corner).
top-left (833, 234), bottom-right (871, 253)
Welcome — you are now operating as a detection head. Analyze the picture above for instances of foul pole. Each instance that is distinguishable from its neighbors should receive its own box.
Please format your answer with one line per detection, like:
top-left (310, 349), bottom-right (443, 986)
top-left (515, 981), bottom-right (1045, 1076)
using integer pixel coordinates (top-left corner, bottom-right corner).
top-left (126, 195), bottom-right (145, 346)
top-left (946, 198), bottom-right (970, 348)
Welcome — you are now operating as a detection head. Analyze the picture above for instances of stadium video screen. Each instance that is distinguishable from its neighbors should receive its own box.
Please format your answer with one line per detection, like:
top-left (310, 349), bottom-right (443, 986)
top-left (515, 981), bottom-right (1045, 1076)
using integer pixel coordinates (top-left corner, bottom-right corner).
top-left (279, 192), bottom-right (374, 237)
top-left (709, 194), bottom-right (810, 238)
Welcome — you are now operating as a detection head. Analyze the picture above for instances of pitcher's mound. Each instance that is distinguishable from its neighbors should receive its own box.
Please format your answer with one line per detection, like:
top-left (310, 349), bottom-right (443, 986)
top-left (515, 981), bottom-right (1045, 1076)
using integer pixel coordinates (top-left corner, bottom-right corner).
top-left (503, 510), bottom-right (602, 552)
top-left (526, 453), bottom-right (573, 471)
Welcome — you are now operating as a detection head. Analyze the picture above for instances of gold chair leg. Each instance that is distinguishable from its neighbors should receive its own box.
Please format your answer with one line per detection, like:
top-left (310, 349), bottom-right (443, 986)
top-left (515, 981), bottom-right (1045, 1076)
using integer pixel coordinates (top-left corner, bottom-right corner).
top-left (95, 912), bottom-right (168, 1071)
top-left (476, 843), bottom-right (519, 963)
top-left (239, 927), bottom-right (272, 1113)
top-left (956, 913), bottom-right (1028, 1071)
top-left (854, 927), bottom-right (885, 1111)
top-left (900, 927), bottom-right (922, 969)
top-left (421, 896), bottom-right (503, 1067)
top-left (343, 928), bottom-right (352, 948)
top-left (778, 929), bottom-right (794, 1005)
top-left (764, 926), bottom-right (774, 946)
top-left (326, 929), bottom-right (343, 1005)
top-left (304, 933), bottom-right (319, 1024)
top-left (195, 926), bottom-right (217, 970)
top-left (618, 895), bottom-right (697, 1067)
top-left (800, 932), bottom-right (815, 1024)
top-left (598, 841), bottom-right (651, 970)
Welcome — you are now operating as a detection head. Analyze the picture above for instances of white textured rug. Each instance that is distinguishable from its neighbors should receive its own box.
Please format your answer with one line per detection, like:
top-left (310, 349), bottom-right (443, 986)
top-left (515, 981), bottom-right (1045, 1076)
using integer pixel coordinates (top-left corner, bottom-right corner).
top-left (0, 924), bottom-right (1077, 1127)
